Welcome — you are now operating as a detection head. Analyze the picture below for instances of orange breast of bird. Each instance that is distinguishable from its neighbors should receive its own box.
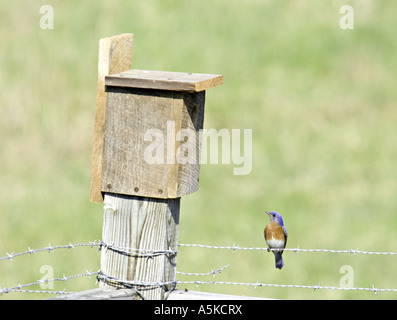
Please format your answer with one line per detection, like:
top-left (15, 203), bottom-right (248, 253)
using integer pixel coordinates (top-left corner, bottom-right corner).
top-left (265, 222), bottom-right (286, 243)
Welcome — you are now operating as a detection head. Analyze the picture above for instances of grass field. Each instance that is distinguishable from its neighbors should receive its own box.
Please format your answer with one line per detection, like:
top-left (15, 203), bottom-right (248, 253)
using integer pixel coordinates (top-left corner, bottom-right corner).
top-left (1, 0), bottom-right (397, 299)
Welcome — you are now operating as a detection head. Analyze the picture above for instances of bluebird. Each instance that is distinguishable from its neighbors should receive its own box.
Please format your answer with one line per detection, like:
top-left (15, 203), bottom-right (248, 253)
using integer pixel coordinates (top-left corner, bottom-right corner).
top-left (264, 211), bottom-right (288, 269)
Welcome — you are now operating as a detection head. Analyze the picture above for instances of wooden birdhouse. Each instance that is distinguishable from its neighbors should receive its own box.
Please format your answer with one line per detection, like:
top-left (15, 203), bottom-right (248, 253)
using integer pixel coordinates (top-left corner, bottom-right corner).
top-left (100, 70), bottom-right (222, 199)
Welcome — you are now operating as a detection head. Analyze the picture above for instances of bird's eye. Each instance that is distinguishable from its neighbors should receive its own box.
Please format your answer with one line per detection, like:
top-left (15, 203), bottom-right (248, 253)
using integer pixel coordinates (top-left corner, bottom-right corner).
top-left (272, 214), bottom-right (275, 217)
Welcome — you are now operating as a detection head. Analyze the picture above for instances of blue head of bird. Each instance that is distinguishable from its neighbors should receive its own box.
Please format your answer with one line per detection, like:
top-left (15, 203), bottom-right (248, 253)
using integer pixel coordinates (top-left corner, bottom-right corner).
top-left (266, 211), bottom-right (285, 226)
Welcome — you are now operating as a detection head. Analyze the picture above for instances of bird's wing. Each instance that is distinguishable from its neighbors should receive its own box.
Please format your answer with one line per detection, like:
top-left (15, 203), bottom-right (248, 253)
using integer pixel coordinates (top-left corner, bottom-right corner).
top-left (283, 226), bottom-right (288, 249)
top-left (264, 225), bottom-right (269, 241)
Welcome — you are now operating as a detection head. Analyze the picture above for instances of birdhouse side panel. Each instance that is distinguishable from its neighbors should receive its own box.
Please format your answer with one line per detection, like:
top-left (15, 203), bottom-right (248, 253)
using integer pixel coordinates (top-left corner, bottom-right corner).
top-left (176, 91), bottom-right (205, 197)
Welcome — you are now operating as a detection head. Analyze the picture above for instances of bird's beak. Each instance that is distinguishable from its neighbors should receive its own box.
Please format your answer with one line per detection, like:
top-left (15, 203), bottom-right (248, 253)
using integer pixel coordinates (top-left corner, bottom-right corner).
top-left (265, 211), bottom-right (271, 216)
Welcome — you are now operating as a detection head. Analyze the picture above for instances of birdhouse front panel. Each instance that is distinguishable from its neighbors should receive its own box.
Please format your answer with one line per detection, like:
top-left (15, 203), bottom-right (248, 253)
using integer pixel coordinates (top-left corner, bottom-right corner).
top-left (101, 86), bottom-right (205, 199)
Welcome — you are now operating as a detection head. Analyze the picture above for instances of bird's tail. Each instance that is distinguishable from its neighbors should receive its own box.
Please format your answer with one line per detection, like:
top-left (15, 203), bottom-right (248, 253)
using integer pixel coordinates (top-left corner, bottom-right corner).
top-left (274, 252), bottom-right (284, 269)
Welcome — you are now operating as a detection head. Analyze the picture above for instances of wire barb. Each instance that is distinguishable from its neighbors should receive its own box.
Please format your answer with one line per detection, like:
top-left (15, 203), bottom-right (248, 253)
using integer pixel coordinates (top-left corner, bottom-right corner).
top-left (176, 264), bottom-right (230, 277)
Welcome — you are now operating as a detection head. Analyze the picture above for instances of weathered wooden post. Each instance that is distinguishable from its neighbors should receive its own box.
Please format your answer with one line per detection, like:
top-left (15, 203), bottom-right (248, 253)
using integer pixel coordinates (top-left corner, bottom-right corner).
top-left (90, 33), bottom-right (223, 300)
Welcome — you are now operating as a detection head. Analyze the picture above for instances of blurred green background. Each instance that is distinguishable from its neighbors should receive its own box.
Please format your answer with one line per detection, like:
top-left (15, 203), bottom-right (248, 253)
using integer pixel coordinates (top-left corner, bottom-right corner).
top-left (1, 0), bottom-right (396, 300)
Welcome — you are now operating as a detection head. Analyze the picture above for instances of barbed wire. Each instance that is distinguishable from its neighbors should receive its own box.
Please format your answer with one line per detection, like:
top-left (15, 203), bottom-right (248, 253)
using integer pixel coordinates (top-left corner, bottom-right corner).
top-left (2, 289), bottom-right (76, 295)
top-left (0, 270), bottom-right (98, 296)
top-left (1, 241), bottom-right (397, 297)
top-left (178, 280), bottom-right (397, 294)
top-left (178, 243), bottom-right (397, 255)
top-left (0, 253), bottom-right (229, 297)
top-left (0, 240), bottom-right (177, 262)
top-left (95, 264), bottom-right (230, 293)
top-left (2, 240), bottom-right (396, 262)
top-left (98, 241), bottom-right (178, 257)
top-left (3, 269), bottom-right (396, 297)
top-left (96, 271), bottom-right (176, 289)
top-left (0, 241), bottom-right (100, 261)
top-left (95, 272), bottom-right (397, 295)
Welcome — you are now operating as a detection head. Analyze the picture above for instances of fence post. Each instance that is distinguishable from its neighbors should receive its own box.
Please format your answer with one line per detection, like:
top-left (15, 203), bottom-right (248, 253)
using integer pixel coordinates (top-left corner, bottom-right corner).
top-left (100, 194), bottom-right (179, 299)
top-left (90, 33), bottom-right (223, 299)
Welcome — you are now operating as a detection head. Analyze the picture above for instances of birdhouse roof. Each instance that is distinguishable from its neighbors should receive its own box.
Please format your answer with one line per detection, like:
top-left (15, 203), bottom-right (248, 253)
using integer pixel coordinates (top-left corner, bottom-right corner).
top-left (105, 69), bottom-right (223, 92)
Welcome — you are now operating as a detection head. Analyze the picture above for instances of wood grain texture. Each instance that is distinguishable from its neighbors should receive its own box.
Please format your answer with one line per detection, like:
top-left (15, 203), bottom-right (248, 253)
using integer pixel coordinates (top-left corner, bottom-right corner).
top-left (99, 193), bottom-right (180, 300)
top-left (106, 69), bottom-right (223, 92)
top-left (90, 33), bottom-right (133, 203)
